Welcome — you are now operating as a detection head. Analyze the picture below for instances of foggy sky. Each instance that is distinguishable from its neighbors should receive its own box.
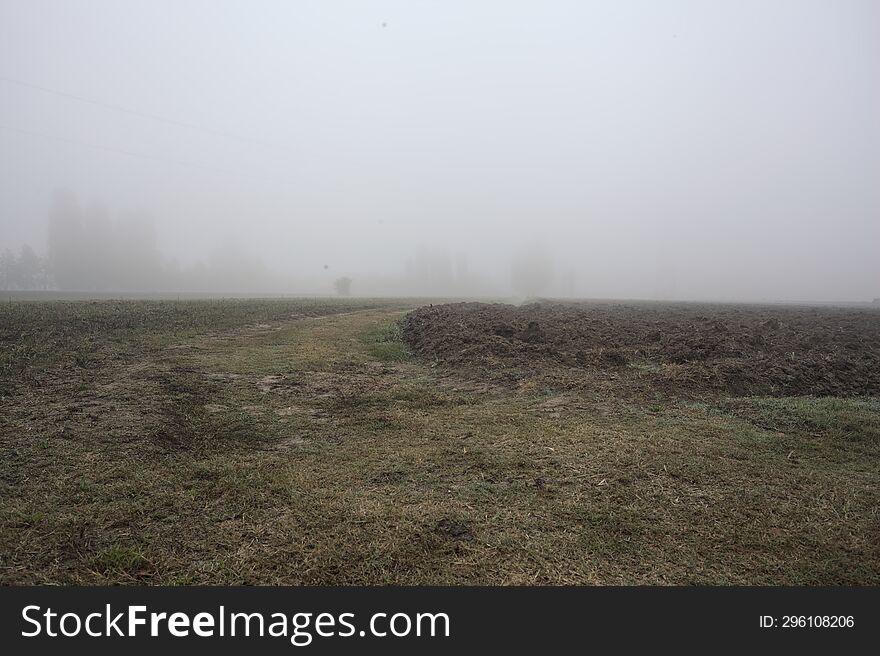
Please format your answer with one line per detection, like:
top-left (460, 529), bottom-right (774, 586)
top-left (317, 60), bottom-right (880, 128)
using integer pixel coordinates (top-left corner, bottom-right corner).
top-left (1, 0), bottom-right (878, 301)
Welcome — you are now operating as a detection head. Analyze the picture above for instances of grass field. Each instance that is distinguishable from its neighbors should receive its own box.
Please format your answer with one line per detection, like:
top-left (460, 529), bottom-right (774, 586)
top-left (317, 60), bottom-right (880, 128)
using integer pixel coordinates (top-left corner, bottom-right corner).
top-left (1, 298), bottom-right (878, 584)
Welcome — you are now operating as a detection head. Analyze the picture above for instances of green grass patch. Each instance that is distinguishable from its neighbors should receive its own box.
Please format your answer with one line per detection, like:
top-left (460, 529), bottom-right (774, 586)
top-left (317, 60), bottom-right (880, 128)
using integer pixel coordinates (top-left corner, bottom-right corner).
top-left (93, 544), bottom-right (148, 575)
top-left (737, 397), bottom-right (880, 441)
top-left (360, 320), bottom-right (411, 362)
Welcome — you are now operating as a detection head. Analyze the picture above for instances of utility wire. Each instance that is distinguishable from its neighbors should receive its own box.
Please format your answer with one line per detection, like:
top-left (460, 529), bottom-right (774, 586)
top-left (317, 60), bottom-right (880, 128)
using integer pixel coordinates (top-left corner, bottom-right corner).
top-left (0, 74), bottom-right (283, 149)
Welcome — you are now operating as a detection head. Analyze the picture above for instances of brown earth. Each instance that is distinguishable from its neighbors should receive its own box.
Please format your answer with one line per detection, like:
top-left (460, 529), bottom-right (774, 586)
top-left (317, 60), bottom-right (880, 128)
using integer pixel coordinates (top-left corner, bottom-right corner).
top-left (401, 301), bottom-right (880, 399)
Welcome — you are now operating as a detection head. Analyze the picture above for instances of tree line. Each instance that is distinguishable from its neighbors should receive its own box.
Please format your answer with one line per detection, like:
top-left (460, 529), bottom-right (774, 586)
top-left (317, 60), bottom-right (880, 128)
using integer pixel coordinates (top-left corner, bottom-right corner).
top-left (8, 189), bottom-right (285, 293)
top-left (0, 244), bottom-right (52, 290)
top-left (3, 189), bottom-right (567, 296)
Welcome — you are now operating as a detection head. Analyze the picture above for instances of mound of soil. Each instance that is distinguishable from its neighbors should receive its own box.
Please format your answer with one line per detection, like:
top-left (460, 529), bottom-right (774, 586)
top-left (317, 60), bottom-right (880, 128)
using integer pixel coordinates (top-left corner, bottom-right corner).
top-left (401, 302), bottom-right (880, 398)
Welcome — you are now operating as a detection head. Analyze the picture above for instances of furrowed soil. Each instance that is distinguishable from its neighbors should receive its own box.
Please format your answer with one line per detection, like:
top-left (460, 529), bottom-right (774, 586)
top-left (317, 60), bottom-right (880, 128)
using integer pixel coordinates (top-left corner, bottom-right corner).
top-left (402, 301), bottom-right (880, 399)
top-left (2, 298), bottom-right (879, 584)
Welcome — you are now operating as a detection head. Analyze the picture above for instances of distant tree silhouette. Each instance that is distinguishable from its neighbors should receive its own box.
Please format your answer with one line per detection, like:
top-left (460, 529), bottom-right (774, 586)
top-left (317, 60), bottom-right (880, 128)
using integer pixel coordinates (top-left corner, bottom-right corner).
top-left (0, 245), bottom-right (49, 290)
top-left (334, 276), bottom-right (353, 296)
top-left (14, 245), bottom-right (41, 289)
top-left (46, 189), bottom-right (168, 291)
top-left (0, 249), bottom-right (14, 290)
top-left (47, 188), bottom-right (86, 290)
top-left (41, 189), bottom-right (288, 293)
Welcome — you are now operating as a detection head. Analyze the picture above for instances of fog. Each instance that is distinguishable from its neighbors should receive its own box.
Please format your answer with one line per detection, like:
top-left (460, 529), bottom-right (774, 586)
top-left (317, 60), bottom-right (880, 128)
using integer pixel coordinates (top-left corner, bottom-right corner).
top-left (1, 1), bottom-right (878, 301)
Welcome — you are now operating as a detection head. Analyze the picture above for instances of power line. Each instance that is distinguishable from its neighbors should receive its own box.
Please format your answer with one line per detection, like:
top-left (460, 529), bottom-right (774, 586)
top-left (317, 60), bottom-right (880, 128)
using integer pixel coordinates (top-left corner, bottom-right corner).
top-left (0, 74), bottom-right (282, 149)
top-left (0, 123), bottom-right (281, 183)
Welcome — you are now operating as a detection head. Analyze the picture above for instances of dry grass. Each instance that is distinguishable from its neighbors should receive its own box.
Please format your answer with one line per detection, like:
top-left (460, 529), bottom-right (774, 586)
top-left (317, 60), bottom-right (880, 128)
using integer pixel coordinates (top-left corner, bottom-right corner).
top-left (1, 299), bottom-right (878, 584)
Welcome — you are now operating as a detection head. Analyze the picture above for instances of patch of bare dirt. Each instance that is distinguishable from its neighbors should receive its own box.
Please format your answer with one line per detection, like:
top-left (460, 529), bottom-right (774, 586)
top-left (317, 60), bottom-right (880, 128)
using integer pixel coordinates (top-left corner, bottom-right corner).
top-left (434, 518), bottom-right (475, 542)
top-left (402, 302), bottom-right (880, 398)
top-left (275, 435), bottom-right (309, 449)
top-left (258, 370), bottom-right (396, 399)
